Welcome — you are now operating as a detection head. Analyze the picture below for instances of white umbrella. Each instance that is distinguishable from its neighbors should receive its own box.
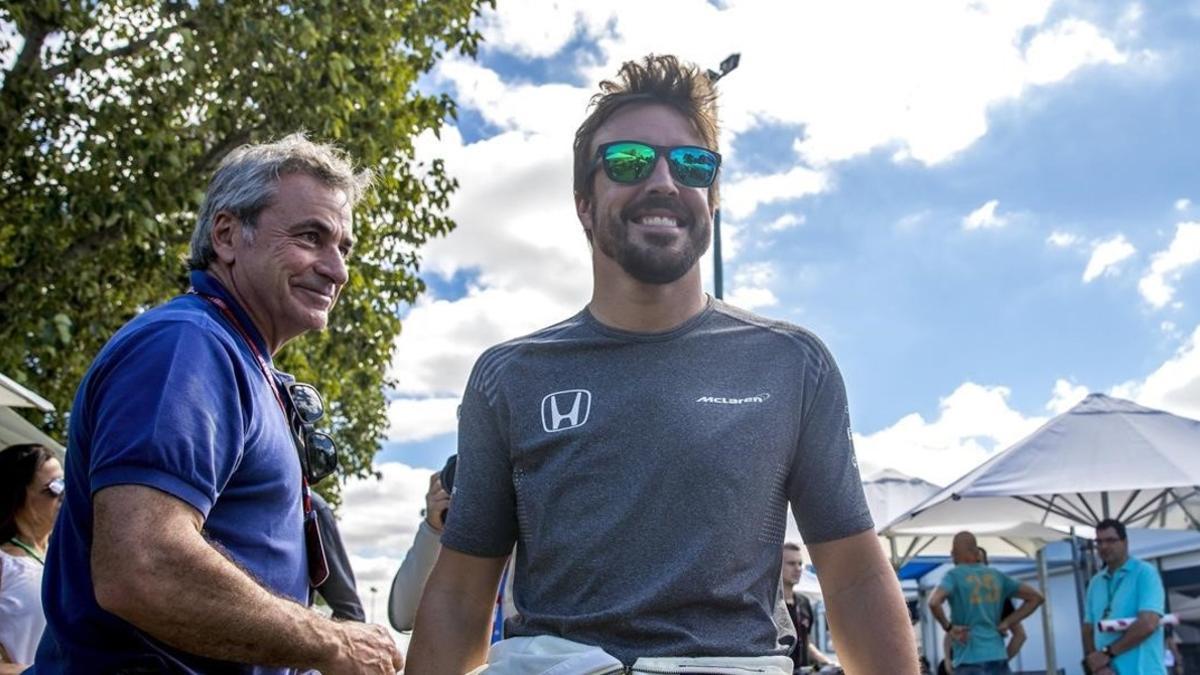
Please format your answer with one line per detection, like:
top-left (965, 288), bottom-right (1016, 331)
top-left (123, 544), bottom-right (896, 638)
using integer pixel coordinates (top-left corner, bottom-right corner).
top-left (881, 393), bottom-right (1200, 540)
top-left (0, 373), bottom-right (64, 453)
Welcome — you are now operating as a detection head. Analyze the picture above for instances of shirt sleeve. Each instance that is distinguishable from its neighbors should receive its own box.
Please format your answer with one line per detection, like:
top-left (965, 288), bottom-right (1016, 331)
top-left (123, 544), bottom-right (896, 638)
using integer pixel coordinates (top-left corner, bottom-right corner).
top-left (440, 365), bottom-right (518, 558)
top-left (786, 352), bottom-right (873, 544)
top-left (1136, 563), bottom-right (1165, 616)
top-left (388, 520), bottom-right (443, 631)
top-left (939, 569), bottom-right (957, 594)
top-left (87, 319), bottom-right (247, 518)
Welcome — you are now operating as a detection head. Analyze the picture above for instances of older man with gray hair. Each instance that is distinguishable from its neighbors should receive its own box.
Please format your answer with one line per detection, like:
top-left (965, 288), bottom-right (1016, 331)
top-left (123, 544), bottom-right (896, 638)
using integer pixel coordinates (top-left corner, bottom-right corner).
top-left (33, 134), bottom-right (402, 674)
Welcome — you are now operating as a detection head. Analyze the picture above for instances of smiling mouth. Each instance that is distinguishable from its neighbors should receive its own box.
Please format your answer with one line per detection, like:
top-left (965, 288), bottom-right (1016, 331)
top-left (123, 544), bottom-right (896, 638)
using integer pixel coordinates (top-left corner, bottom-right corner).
top-left (296, 287), bottom-right (335, 306)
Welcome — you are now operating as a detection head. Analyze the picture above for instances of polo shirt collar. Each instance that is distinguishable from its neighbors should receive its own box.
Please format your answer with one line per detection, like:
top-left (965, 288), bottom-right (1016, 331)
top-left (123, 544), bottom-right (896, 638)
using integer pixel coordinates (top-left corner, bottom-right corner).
top-left (1102, 556), bottom-right (1136, 579)
top-left (189, 270), bottom-right (272, 361)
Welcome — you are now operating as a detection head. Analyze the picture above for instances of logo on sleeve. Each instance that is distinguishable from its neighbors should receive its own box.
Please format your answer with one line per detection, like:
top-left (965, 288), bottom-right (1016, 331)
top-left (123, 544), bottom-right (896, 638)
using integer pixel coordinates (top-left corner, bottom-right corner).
top-left (541, 390), bottom-right (592, 432)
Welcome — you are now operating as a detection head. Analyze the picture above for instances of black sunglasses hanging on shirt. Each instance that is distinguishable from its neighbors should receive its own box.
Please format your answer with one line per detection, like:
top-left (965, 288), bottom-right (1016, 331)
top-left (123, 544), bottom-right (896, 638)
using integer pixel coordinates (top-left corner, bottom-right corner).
top-left (280, 381), bottom-right (339, 485)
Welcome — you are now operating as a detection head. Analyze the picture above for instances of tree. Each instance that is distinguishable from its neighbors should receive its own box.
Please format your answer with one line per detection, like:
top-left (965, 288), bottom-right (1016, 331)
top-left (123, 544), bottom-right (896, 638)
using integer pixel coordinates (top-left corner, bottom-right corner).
top-left (0, 0), bottom-right (490, 499)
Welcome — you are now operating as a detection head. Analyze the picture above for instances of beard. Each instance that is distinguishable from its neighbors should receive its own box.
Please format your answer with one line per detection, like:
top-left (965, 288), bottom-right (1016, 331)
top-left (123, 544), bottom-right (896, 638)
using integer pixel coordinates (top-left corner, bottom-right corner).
top-left (592, 195), bottom-right (711, 285)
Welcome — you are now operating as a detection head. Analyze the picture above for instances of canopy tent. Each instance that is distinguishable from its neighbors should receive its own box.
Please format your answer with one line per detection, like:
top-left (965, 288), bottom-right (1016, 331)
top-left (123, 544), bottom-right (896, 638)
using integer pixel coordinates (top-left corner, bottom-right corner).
top-left (861, 468), bottom-right (1069, 566)
top-left (0, 373), bottom-right (64, 453)
top-left (881, 393), bottom-right (1200, 544)
top-left (862, 468), bottom-right (941, 527)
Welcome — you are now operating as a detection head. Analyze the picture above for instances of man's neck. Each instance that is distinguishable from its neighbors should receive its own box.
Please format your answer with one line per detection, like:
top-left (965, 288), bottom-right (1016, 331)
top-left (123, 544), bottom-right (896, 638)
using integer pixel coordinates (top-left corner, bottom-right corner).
top-left (588, 258), bottom-right (706, 333)
top-left (204, 266), bottom-right (284, 355)
top-left (1107, 554), bottom-right (1129, 574)
top-left (782, 582), bottom-right (795, 603)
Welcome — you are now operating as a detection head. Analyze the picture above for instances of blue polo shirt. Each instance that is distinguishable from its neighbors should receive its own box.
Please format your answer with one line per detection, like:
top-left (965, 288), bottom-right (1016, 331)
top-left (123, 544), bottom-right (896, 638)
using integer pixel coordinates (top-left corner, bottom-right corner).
top-left (34, 271), bottom-right (307, 674)
top-left (938, 563), bottom-right (1020, 666)
top-left (1084, 556), bottom-right (1165, 675)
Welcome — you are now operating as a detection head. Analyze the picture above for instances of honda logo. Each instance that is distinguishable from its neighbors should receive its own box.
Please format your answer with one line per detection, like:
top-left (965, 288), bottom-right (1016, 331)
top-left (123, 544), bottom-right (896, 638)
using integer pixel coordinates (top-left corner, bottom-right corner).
top-left (541, 389), bottom-right (592, 432)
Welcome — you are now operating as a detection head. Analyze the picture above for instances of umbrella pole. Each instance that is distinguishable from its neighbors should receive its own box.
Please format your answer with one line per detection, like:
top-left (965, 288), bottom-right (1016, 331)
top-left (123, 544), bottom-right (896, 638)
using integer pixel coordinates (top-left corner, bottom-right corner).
top-left (1037, 547), bottom-right (1057, 675)
top-left (1070, 528), bottom-right (1089, 654)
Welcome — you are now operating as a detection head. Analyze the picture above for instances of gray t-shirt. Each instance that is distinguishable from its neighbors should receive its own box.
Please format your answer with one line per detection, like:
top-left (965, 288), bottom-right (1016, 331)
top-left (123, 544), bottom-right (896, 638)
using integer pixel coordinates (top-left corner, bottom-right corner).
top-left (441, 298), bottom-right (872, 663)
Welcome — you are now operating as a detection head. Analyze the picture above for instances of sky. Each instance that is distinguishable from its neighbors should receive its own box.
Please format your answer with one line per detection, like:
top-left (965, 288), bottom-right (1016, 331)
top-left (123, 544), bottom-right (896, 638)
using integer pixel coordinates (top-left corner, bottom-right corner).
top-left (332, 0), bottom-right (1200, 627)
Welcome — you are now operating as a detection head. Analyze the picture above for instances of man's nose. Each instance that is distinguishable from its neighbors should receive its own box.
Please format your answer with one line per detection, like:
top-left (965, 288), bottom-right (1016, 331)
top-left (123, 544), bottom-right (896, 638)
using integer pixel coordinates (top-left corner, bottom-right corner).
top-left (641, 154), bottom-right (679, 195)
top-left (318, 245), bottom-right (350, 287)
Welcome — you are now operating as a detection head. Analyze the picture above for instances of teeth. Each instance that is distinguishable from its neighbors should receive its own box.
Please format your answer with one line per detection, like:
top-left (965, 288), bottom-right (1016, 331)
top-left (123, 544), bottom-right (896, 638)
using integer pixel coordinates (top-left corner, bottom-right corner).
top-left (638, 215), bottom-right (678, 227)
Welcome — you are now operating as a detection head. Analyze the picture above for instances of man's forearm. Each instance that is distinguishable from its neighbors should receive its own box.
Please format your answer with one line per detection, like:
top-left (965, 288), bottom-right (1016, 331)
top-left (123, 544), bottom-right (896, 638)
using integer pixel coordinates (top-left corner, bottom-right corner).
top-left (1106, 614), bottom-right (1159, 656)
top-left (929, 603), bottom-right (951, 631)
top-left (406, 582), bottom-right (495, 673)
top-left (998, 597), bottom-right (1041, 630)
top-left (825, 565), bottom-right (918, 673)
top-left (98, 529), bottom-right (343, 669)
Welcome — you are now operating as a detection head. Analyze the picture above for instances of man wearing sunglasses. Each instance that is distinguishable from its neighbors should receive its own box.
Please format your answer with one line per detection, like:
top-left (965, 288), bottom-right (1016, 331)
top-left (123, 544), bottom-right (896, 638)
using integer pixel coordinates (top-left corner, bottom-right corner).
top-left (33, 135), bottom-right (402, 674)
top-left (407, 55), bottom-right (916, 674)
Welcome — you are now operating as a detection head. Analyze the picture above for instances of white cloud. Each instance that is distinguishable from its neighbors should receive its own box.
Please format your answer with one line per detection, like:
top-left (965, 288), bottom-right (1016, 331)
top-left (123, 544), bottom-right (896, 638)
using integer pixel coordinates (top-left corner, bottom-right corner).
top-left (1023, 18), bottom-right (1127, 85)
top-left (1111, 324), bottom-right (1200, 422)
top-left (962, 199), bottom-right (1007, 230)
top-left (854, 383), bottom-right (1046, 485)
top-left (1176, 198), bottom-right (1192, 212)
top-left (1138, 222), bottom-right (1200, 309)
top-left (722, 165), bottom-right (830, 221)
top-left (1082, 234), bottom-right (1136, 283)
top-left (387, 397), bottom-right (460, 443)
top-left (1046, 379), bottom-right (1089, 414)
top-left (765, 213), bottom-right (805, 232)
top-left (725, 262), bottom-right (779, 310)
top-left (390, 287), bottom-right (586, 397)
top-left (1047, 231), bottom-right (1080, 248)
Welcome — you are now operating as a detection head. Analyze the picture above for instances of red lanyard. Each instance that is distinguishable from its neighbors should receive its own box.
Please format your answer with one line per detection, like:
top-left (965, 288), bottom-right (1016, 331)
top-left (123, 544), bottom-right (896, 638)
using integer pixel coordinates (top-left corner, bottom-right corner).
top-left (192, 291), bottom-right (314, 513)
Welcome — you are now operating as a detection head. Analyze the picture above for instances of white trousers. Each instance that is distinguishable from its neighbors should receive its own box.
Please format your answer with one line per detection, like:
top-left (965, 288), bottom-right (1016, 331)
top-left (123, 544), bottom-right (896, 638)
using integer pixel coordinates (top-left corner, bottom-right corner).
top-left (468, 635), bottom-right (794, 675)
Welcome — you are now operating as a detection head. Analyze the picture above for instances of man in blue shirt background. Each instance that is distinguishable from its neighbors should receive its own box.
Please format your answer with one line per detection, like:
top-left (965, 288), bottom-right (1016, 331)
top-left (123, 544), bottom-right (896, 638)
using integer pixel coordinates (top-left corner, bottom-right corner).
top-left (34, 134), bottom-right (402, 674)
top-left (929, 531), bottom-right (1044, 675)
top-left (1083, 518), bottom-right (1165, 675)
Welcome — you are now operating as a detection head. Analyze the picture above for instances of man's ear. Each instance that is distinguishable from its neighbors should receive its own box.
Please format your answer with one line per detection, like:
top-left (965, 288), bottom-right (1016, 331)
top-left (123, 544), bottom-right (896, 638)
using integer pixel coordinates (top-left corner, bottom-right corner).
top-left (575, 192), bottom-right (594, 239)
top-left (211, 211), bottom-right (241, 264)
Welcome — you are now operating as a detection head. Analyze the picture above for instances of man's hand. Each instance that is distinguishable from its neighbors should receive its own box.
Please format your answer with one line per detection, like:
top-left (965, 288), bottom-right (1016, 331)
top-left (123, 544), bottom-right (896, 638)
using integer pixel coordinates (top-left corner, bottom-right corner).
top-left (424, 472), bottom-right (450, 533)
top-left (316, 622), bottom-right (403, 675)
top-left (1084, 650), bottom-right (1112, 673)
top-left (949, 625), bottom-right (970, 643)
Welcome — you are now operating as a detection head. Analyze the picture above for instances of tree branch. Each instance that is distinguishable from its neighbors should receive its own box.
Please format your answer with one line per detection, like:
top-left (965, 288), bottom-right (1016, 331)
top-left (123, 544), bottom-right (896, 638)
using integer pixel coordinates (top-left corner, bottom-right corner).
top-left (43, 14), bottom-right (198, 81)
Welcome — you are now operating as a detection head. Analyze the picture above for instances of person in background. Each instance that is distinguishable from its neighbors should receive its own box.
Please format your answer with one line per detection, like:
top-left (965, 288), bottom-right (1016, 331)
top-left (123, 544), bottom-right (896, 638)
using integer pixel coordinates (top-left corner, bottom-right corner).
top-left (0, 444), bottom-right (64, 672)
top-left (977, 547), bottom-right (1027, 662)
top-left (929, 531), bottom-right (1043, 675)
top-left (1164, 624), bottom-right (1183, 675)
top-left (311, 491), bottom-right (366, 622)
top-left (780, 543), bottom-right (837, 672)
top-left (1083, 518), bottom-right (1165, 675)
top-left (388, 458), bottom-right (515, 635)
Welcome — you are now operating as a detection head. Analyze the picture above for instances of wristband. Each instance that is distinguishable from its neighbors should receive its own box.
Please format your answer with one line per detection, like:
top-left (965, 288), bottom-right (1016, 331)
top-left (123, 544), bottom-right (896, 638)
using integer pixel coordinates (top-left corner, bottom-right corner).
top-left (1103, 645), bottom-right (1115, 658)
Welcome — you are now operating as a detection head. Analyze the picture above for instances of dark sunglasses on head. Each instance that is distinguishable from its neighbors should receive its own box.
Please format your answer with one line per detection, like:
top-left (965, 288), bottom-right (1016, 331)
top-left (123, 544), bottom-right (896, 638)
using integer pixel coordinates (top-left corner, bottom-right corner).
top-left (591, 140), bottom-right (721, 189)
top-left (281, 382), bottom-right (339, 485)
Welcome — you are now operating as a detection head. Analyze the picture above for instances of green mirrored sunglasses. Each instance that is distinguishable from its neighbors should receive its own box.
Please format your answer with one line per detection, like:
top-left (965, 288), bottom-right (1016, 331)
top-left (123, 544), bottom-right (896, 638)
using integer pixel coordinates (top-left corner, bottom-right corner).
top-left (592, 140), bottom-right (721, 189)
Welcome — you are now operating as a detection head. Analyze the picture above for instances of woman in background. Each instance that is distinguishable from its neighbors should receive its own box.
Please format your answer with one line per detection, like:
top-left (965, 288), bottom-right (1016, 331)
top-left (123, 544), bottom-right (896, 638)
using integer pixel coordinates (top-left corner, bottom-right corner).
top-left (0, 443), bottom-right (64, 671)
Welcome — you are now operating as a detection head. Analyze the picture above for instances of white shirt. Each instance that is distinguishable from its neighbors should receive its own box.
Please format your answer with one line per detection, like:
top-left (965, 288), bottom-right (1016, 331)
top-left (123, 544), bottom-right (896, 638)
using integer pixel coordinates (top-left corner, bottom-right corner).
top-left (0, 548), bottom-right (46, 665)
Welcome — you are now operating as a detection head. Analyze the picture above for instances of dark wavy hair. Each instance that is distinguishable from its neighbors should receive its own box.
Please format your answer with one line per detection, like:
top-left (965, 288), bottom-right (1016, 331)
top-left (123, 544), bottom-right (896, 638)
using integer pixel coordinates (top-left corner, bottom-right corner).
top-left (0, 444), bottom-right (56, 541)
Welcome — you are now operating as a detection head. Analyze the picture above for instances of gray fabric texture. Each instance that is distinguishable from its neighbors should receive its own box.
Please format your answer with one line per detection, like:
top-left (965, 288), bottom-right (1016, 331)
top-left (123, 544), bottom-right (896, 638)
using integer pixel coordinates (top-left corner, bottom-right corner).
top-left (440, 297), bottom-right (872, 664)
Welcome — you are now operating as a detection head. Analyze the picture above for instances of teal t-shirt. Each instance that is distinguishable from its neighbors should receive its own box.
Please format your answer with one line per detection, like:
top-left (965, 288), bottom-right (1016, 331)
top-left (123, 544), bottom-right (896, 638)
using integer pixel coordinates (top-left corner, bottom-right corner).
top-left (939, 564), bottom-right (1020, 666)
top-left (1084, 557), bottom-right (1165, 675)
